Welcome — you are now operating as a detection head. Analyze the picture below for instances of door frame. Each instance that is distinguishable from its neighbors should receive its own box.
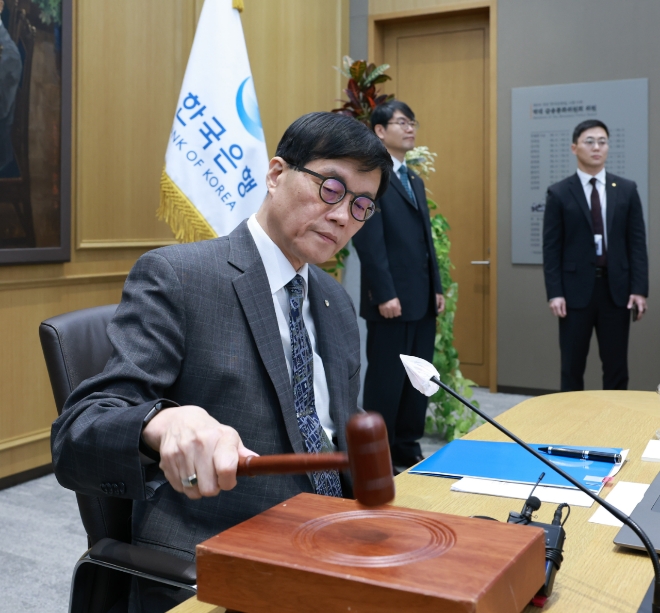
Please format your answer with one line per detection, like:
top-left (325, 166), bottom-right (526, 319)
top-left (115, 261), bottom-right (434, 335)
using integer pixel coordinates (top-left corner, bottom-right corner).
top-left (369, 1), bottom-right (498, 392)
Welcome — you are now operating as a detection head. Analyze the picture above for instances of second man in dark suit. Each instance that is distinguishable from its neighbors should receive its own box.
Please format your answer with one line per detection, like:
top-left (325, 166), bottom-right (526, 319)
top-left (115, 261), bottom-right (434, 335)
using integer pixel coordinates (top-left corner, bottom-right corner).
top-left (353, 100), bottom-right (444, 469)
top-left (543, 119), bottom-right (648, 391)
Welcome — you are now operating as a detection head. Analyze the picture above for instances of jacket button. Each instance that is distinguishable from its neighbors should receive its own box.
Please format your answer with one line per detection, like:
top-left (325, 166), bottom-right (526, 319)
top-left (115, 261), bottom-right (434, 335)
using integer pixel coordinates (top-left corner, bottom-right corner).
top-left (119, 482), bottom-right (126, 495)
top-left (100, 483), bottom-right (107, 493)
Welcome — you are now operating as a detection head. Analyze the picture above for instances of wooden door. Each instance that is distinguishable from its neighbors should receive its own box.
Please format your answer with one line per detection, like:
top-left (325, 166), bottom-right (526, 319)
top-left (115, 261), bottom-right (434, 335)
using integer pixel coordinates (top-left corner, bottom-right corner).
top-left (377, 10), bottom-right (491, 386)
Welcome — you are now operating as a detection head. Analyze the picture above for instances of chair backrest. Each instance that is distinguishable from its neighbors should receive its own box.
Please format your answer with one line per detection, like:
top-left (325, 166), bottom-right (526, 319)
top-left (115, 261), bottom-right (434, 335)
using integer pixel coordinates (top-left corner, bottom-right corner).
top-left (40, 304), bottom-right (118, 414)
top-left (40, 304), bottom-right (134, 547)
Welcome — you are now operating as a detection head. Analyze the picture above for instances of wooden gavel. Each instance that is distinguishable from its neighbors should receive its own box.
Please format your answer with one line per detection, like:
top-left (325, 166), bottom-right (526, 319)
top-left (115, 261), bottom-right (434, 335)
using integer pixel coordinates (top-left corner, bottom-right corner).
top-left (236, 412), bottom-right (395, 506)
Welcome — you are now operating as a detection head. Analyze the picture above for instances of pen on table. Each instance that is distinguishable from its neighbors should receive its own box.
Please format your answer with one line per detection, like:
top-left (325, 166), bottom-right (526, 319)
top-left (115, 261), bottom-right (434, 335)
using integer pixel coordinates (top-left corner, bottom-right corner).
top-left (538, 446), bottom-right (622, 464)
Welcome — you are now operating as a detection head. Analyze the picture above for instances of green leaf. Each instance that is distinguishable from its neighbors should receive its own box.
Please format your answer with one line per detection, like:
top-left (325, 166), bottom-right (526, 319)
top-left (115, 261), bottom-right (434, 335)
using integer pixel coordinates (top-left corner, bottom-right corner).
top-left (363, 63), bottom-right (391, 85)
top-left (350, 60), bottom-right (368, 82)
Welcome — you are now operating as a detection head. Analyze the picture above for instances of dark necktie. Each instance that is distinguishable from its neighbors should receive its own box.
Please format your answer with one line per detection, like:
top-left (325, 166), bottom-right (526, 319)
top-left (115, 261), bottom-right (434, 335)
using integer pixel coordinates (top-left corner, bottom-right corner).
top-left (398, 165), bottom-right (417, 208)
top-left (589, 178), bottom-right (607, 267)
top-left (285, 275), bottom-right (342, 498)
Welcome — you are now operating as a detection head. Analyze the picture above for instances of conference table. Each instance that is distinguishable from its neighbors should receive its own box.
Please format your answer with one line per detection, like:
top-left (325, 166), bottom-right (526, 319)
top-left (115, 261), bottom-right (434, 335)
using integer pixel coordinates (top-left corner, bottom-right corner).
top-left (169, 390), bottom-right (660, 613)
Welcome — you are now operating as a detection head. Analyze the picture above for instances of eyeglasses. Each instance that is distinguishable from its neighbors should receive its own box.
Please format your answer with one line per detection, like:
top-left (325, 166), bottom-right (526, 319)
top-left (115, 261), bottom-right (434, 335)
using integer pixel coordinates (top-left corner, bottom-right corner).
top-left (387, 119), bottom-right (420, 130)
top-left (580, 138), bottom-right (609, 148)
top-left (291, 165), bottom-right (376, 222)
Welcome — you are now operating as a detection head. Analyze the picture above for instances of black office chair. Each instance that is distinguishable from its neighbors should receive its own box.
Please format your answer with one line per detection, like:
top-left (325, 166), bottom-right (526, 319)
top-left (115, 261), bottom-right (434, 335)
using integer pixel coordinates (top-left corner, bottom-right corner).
top-left (39, 305), bottom-right (197, 613)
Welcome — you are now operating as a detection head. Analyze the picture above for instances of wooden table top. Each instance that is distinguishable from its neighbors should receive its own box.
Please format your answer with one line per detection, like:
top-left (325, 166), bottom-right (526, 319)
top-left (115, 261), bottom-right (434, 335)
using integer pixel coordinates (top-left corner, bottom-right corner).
top-left (170, 390), bottom-right (660, 613)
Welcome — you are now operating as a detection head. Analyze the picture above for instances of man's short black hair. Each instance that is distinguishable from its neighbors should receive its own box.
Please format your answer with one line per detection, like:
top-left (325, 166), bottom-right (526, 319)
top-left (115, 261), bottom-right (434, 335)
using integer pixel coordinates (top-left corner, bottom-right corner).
top-left (370, 100), bottom-right (415, 131)
top-left (275, 112), bottom-right (392, 200)
top-left (573, 119), bottom-right (609, 143)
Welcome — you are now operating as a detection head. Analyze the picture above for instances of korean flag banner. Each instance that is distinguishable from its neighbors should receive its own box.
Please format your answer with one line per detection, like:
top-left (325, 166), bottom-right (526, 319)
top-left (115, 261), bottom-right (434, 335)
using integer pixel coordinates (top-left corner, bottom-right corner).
top-left (159, 0), bottom-right (268, 241)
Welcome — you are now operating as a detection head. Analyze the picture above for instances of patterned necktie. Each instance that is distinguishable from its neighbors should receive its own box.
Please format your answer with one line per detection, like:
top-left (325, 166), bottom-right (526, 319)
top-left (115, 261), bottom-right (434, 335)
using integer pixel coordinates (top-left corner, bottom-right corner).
top-left (285, 275), bottom-right (343, 498)
top-left (589, 178), bottom-right (607, 267)
top-left (398, 165), bottom-right (417, 208)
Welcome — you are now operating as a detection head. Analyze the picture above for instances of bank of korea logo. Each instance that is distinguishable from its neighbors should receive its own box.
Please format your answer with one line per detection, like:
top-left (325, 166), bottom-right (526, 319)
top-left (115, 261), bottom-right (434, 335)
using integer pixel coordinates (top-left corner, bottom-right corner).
top-left (236, 77), bottom-right (264, 142)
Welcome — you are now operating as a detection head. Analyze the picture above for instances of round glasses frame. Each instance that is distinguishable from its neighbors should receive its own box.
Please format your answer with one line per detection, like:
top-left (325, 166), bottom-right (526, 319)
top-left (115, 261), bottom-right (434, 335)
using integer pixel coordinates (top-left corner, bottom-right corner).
top-left (291, 165), bottom-right (376, 222)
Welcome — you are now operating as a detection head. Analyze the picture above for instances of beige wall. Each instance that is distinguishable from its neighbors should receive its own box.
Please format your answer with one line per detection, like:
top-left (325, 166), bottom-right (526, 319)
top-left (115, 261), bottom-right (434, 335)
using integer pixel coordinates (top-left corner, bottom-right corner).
top-left (1, 0), bottom-right (349, 480)
top-left (242, 0), bottom-right (349, 156)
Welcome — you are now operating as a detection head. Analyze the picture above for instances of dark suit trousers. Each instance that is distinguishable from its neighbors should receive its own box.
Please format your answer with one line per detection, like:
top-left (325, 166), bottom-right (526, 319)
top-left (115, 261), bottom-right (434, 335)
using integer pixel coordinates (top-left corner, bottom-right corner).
top-left (363, 314), bottom-right (436, 461)
top-left (559, 276), bottom-right (631, 391)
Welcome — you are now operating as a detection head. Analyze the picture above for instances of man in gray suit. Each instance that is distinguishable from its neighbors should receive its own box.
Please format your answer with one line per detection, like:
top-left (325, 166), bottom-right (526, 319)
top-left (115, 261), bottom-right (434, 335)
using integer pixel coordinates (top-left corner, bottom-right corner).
top-left (51, 112), bottom-right (391, 611)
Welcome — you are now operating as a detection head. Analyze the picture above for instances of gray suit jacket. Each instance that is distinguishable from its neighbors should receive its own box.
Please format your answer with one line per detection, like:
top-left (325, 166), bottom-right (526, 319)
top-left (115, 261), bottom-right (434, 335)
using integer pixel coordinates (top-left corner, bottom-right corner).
top-left (51, 220), bottom-right (361, 560)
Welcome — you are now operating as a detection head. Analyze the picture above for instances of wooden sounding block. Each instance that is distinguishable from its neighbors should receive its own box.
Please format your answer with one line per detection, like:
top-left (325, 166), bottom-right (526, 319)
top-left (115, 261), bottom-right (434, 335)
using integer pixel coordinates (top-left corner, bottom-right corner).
top-left (197, 493), bottom-right (546, 613)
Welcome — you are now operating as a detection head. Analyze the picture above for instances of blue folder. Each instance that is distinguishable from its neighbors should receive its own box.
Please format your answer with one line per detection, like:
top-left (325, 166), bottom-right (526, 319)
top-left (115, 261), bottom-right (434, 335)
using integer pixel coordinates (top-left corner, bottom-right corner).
top-left (409, 440), bottom-right (623, 493)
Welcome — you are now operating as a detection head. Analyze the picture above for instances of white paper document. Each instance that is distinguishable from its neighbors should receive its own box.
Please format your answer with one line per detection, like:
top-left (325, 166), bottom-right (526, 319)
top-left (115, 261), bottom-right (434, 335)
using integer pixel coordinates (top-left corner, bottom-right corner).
top-left (588, 481), bottom-right (650, 527)
top-left (642, 440), bottom-right (660, 462)
top-left (451, 477), bottom-right (596, 507)
top-left (449, 449), bottom-right (630, 508)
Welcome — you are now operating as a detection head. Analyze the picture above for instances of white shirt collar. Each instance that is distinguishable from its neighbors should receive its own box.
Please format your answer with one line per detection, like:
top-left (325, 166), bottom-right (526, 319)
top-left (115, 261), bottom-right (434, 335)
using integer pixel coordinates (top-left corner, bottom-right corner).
top-left (577, 167), bottom-right (606, 187)
top-left (247, 214), bottom-right (309, 296)
top-left (390, 154), bottom-right (405, 174)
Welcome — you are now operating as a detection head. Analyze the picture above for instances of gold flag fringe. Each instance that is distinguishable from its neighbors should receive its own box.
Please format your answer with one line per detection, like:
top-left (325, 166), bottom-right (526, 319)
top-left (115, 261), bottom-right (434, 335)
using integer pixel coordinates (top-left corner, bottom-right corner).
top-left (232, 0), bottom-right (244, 12)
top-left (158, 169), bottom-right (218, 243)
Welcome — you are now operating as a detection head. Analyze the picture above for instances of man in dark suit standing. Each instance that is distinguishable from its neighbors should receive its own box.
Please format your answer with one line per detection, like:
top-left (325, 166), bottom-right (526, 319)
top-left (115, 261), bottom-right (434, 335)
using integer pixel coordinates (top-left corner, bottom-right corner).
top-left (51, 112), bottom-right (391, 612)
top-left (543, 119), bottom-right (648, 391)
top-left (352, 101), bottom-right (444, 469)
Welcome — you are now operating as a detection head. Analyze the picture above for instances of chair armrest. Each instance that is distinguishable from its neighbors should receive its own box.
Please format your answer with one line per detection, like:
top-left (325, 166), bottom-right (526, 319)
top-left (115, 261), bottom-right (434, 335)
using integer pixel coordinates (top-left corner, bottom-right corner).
top-left (89, 538), bottom-right (196, 585)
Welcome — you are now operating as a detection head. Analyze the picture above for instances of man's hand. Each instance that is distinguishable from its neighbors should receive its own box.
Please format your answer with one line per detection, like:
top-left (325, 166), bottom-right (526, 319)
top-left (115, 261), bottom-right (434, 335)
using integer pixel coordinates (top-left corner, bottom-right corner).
top-left (142, 405), bottom-right (258, 500)
top-left (436, 294), bottom-right (445, 313)
top-left (549, 297), bottom-right (567, 318)
top-left (627, 294), bottom-right (647, 321)
top-left (378, 297), bottom-right (402, 319)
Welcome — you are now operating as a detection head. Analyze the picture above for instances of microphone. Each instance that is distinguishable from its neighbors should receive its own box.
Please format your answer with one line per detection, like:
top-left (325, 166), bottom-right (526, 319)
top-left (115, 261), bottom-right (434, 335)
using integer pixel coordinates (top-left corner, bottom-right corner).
top-left (508, 472), bottom-right (544, 525)
top-left (399, 354), bottom-right (660, 613)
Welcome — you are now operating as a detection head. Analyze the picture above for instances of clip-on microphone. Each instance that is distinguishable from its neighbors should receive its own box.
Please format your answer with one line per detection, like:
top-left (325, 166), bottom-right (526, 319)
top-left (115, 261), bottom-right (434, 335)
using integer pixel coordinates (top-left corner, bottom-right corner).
top-left (505, 472), bottom-right (568, 601)
top-left (400, 354), bottom-right (660, 613)
top-left (508, 472), bottom-right (544, 525)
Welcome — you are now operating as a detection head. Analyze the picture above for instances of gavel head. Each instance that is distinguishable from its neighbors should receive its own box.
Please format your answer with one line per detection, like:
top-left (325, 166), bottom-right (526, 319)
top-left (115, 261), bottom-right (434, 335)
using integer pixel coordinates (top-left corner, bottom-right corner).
top-left (346, 412), bottom-right (395, 507)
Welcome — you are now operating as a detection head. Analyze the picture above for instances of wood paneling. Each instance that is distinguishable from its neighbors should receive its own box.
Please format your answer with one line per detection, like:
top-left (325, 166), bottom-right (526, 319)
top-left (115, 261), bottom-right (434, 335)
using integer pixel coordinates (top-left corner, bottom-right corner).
top-left (1, 0), bottom-right (351, 479)
top-left (241, 0), bottom-right (350, 157)
top-left (74, 0), bottom-right (195, 248)
top-left (0, 279), bottom-right (124, 479)
top-left (75, 0), bottom-right (194, 247)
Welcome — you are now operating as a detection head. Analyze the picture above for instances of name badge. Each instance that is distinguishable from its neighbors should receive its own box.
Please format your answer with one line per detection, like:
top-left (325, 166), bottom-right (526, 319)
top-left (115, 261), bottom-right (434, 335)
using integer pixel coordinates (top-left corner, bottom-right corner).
top-left (594, 234), bottom-right (603, 256)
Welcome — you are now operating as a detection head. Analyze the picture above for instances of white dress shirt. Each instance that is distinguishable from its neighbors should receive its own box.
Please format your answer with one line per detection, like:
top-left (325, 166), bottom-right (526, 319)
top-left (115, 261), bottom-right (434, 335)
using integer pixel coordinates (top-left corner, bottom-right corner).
top-left (246, 214), bottom-right (335, 443)
top-left (577, 167), bottom-right (607, 246)
top-left (391, 155), bottom-right (404, 174)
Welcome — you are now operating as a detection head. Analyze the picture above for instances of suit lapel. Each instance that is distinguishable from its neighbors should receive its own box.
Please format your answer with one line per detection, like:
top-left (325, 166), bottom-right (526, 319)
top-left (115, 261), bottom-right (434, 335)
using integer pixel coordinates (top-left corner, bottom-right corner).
top-left (228, 223), bottom-right (305, 455)
top-left (391, 169), bottom-right (417, 209)
top-left (568, 173), bottom-right (593, 232)
top-left (605, 173), bottom-right (617, 239)
top-left (307, 267), bottom-right (349, 452)
top-left (409, 171), bottom-right (426, 209)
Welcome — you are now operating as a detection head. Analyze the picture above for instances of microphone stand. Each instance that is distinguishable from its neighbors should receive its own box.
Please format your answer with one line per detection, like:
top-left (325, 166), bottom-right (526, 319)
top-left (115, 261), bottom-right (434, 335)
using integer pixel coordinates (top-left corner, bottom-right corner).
top-left (430, 375), bottom-right (660, 613)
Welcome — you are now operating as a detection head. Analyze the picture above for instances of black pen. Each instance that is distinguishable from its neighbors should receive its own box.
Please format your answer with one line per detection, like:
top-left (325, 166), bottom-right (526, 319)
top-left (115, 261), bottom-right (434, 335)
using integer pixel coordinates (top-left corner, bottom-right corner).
top-left (538, 446), bottom-right (622, 464)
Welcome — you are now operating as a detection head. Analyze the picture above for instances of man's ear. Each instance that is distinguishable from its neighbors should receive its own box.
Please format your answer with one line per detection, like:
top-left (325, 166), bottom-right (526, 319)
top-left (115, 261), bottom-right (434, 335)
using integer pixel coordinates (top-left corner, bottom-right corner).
top-left (266, 157), bottom-right (286, 192)
top-left (374, 124), bottom-right (386, 140)
top-left (570, 143), bottom-right (577, 156)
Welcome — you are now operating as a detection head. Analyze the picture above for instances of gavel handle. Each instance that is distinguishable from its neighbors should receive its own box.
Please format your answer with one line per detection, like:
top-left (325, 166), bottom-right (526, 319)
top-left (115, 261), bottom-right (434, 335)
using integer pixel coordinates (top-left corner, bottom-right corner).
top-left (237, 452), bottom-right (349, 477)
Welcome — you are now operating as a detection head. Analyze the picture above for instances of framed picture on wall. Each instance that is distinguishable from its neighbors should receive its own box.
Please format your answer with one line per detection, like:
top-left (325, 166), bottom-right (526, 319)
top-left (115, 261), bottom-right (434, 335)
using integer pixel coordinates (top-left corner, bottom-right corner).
top-left (0, 0), bottom-right (71, 264)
